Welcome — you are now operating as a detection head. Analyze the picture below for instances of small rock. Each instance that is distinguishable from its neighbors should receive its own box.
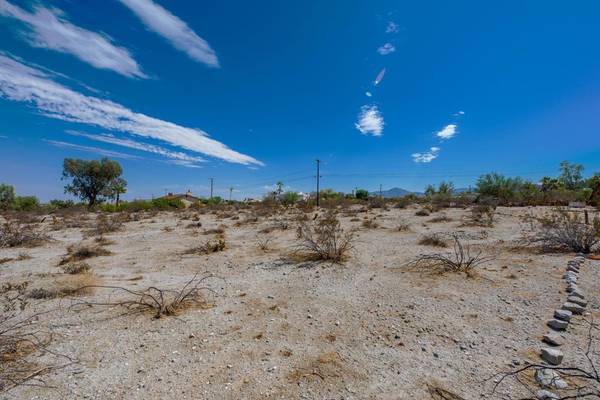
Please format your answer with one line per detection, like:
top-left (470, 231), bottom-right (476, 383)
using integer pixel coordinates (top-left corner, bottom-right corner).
top-left (535, 368), bottom-right (568, 389)
top-left (553, 309), bottom-right (572, 322)
top-left (547, 319), bottom-right (568, 331)
top-left (542, 332), bottom-right (564, 346)
top-left (267, 366), bottom-right (277, 372)
top-left (567, 296), bottom-right (587, 307)
top-left (570, 289), bottom-right (585, 299)
top-left (536, 389), bottom-right (559, 400)
top-left (562, 302), bottom-right (585, 315)
top-left (540, 348), bottom-right (563, 365)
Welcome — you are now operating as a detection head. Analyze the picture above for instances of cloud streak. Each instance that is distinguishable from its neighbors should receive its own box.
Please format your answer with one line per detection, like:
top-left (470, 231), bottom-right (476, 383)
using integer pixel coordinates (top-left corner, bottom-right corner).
top-left (118, 0), bottom-right (219, 67)
top-left (0, 0), bottom-right (146, 78)
top-left (0, 54), bottom-right (262, 166)
top-left (412, 147), bottom-right (440, 163)
top-left (67, 130), bottom-right (205, 167)
top-left (436, 124), bottom-right (457, 140)
top-left (44, 139), bottom-right (141, 160)
top-left (355, 105), bottom-right (384, 137)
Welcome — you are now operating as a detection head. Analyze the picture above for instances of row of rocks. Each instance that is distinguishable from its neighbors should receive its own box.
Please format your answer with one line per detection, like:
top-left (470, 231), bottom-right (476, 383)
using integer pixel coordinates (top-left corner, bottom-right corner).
top-left (535, 256), bottom-right (587, 399)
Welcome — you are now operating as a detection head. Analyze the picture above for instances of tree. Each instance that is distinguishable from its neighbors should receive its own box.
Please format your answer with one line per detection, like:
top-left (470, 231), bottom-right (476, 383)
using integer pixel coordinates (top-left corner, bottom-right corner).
top-left (588, 173), bottom-right (600, 207)
top-left (102, 177), bottom-right (127, 207)
top-left (476, 173), bottom-right (523, 204)
top-left (0, 184), bottom-right (15, 210)
top-left (275, 181), bottom-right (284, 197)
top-left (559, 160), bottom-right (584, 190)
top-left (437, 181), bottom-right (454, 195)
top-left (355, 189), bottom-right (369, 200)
top-left (62, 158), bottom-right (124, 207)
top-left (540, 176), bottom-right (562, 192)
top-left (424, 184), bottom-right (436, 197)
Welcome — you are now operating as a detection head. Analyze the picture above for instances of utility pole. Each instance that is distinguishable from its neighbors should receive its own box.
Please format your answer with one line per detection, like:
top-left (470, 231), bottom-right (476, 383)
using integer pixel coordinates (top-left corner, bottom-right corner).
top-left (209, 178), bottom-right (214, 199)
top-left (379, 184), bottom-right (383, 198)
top-left (229, 187), bottom-right (233, 202)
top-left (315, 159), bottom-right (321, 207)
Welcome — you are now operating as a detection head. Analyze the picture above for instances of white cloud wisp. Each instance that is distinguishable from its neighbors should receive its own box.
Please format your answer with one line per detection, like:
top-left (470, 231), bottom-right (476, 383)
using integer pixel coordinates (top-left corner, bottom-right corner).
top-left (355, 105), bottom-right (384, 137)
top-left (412, 147), bottom-right (440, 163)
top-left (0, 54), bottom-right (262, 166)
top-left (436, 124), bottom-right (457, 140)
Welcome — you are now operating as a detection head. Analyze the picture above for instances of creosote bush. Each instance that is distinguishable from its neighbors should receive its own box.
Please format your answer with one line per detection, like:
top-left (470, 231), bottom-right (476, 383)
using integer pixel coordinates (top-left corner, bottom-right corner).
top-left (418, 233), bottom-right (447, 248)
top-left (294, 211), bottom-right (355, 263)
top-left (408, 234), bottom-right (491, 275)
top-left (185, 235), bottom-right (226, 255)
top-left (0, 222), bottom-right (48, 248)
top-left (531, 208), bottom-right (600, 253)
top-left (59, 243), bottom-right (112, 265)
top-left (469, 204), bottom-right (496, 227)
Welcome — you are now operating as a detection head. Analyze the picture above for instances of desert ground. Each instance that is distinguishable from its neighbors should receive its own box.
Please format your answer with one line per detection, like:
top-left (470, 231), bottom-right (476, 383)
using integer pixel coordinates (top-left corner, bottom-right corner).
top-left (1, 204), bottom-right (598, 399)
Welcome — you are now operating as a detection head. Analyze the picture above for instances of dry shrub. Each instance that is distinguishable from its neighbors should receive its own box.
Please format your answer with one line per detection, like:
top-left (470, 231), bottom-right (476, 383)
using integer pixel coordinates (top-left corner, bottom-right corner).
top-left (0, 222), bottom-right (47, 248)
top-left (428, 215), bottom-right (452, 223)
top-left (60, 262), bottom-right (91, 275)
top-left (71, 274), bottom-right (215, 319)
top-left (408, 234), bottom-right (491, 275)
top-left (257, 237), bottom-right (272, 252)
top-left (294, 212), bottom-right (355, 263)
top-left (203, 226), bottom-right (225, 235)
top-left (530, 208), bottom-right (600, 253)
top-left (418, 233), bottom-right (447, 248)
top-left (469, 204), bottom-right (496, 227)
top-left (185, 235), bottom-right (226, 255)
top-left (27, 274), bottom-right (99, 299)
top-left (85, 214), bottom-right (123, 237)
top-left (361, 218), bottom-right (379, 229)
top-left (59, 243), bottom-right (112, 265)
top-left (396, 220), bottom-right (411, 232)
top-left (426, 381), bottom-right (466, 400)
top-left (260, 218), bottom-right (289, 233)
top-left (415, 208), bottom-right (430, 217)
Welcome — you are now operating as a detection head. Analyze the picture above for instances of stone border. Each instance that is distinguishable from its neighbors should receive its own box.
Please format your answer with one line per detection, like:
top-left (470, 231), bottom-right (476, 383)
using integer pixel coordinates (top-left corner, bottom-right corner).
top-left (534, 254), bottom-right (588, 399)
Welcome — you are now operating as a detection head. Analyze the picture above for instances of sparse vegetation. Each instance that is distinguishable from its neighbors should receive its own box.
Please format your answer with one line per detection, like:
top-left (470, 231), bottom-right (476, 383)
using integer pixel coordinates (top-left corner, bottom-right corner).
top-left (469, 204), bottom-right (496, 227)
top-left (295, 211), bottom-right (355, 263)
top-left (0, 222), bottom-right (47, 248)
top-left (530, 208), bottom-right (600, 253)
top-left (408, 234), bottom-right (491, 275)
top-left (418, 233), bottom-right (447, 247)
top-left (59, 243), bottom-right (112, 265)
top-left (185, 235), bottom-right (226, 255)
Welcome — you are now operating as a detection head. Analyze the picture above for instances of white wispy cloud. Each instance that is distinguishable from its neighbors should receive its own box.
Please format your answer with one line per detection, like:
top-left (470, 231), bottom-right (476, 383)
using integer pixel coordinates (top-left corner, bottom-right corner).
top-left (0, 0), bottom-right (146, 78)
top-left (118, 0), bottom-right (219, 67)
top-left (0, 54), bottom-right (262, 166)
top-left (377, 43), bottom-right (396, 55)
top-left (386, 21), bottom-right (399, 34)
top-left (67, 130), bottom-right (205, 167)
top-left (355, 105), bottom-right (384, 137)
top-left (412, 147), bottom-right (440, 163)
top-left (44, 139), bottom-right (141, 159)
top-left (436, 124), bottom-right (457, 140)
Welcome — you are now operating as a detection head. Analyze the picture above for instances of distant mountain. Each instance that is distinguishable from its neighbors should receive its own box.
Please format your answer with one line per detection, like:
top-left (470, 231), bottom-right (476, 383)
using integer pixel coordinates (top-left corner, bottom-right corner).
top-left (370, 187), bottom-right (423, 198)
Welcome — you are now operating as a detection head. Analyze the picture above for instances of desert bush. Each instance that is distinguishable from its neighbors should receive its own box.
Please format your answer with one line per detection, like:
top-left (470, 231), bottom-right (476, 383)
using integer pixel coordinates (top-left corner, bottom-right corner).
top-left (396, 220), bottom-right (410, 232)
top-left (85, 214), bottom-right (123, 236)
top-left (530, 209), bottom-right (600, 253)
top-left (415, 208), bottom-right (430, 217)
top-left (185, 235), bottom-right (226, 255)
top-left (355, 189), bottom-right (369, 200)
top-left (408, 234), bottom-right (490, 275)
top-left (0, 222), bottom-right (47, 248)
top-left (469, 204), bottom-right (496, 227)
top-left (361, 218), bottom-right (379, 229)
top-left (294, 212), bottom-right (355, 263)
top-left (61, 262), bottom-right (92, 275)
top-left (257, 237), bottom-right (272, 252)
top-left (59, 243), bottom-right (111, 265)
top-left (281, 191), bottom-right (300, 206)
top-left (428, 215), bottom-right (452, 223)
top-left (418, 233), bottom-right (447, 247)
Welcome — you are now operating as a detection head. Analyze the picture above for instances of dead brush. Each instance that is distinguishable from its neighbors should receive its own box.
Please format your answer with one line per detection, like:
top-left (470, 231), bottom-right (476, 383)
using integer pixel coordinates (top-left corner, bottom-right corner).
top-left (294, 211), bottom-right (355, 263)
top-left (70, 274), bottom-right (216, 319)
top-left (361, 217), bottom-right (379, 229)
top-left (396, 220), bottom-right (411, 232)
top-left (415, 208), bottom-right (430, 217)
top-left (428, 215), bottom-right (452, 223)
top-left (84, 214), bottom-right (123, 237)
top-left (203, 226), bottom-right (226, 235)
top-left (0, 222), bottom-right (48, 248)
top-left (528, 208), bottom-right (600, 254)
top-left (407, 234), bottom-right (492, 275)
top-left (59, 243), bottom-right (112, 265)
top-left (418, 233), bottom-right (447, 247)
top-left (60, 262), bottom-right (91, 275)
top-left (256, 237), bottom-right (272, 252)
top-left (184, 235), bottom-right (226, 255)
top-left (468, 204), bottom-right (496, 227)
top-left (27, 274), bottom-right (99, 299)
top-left (0, 294), bottom-right (72, 393)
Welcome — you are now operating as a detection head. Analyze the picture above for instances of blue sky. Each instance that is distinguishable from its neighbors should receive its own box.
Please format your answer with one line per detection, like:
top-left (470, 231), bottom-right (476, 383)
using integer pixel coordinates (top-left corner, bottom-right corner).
top-left (1, 0), bottom-right (599, 200)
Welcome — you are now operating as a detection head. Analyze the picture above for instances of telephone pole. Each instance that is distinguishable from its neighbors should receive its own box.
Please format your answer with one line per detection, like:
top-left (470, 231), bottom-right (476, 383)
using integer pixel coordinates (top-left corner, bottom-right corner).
top-left (229, 187), bottom-right (233, 202)
top-left (379, 184), bottom-right (383, 198)
top-left (315, 159), bottom-right (321, 207)
top-left (209, 178), bottom-right (214, 199)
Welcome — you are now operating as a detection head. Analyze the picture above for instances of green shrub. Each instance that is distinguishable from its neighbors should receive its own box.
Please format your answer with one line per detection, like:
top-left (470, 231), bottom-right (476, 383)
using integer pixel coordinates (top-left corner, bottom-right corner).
top-left (282, 191), bottom-right (300, 205)
top-left (0, 184), bottom-right (16, 210)
top-left (355, 189), bottom-right (369, 200)
top-left (13, 196), bottom-right (40, 211)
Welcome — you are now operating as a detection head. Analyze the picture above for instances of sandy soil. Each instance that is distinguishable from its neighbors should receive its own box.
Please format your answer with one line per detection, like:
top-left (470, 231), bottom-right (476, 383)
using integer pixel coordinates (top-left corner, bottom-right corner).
top-left (1, 205), bottom-right (599, 400)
